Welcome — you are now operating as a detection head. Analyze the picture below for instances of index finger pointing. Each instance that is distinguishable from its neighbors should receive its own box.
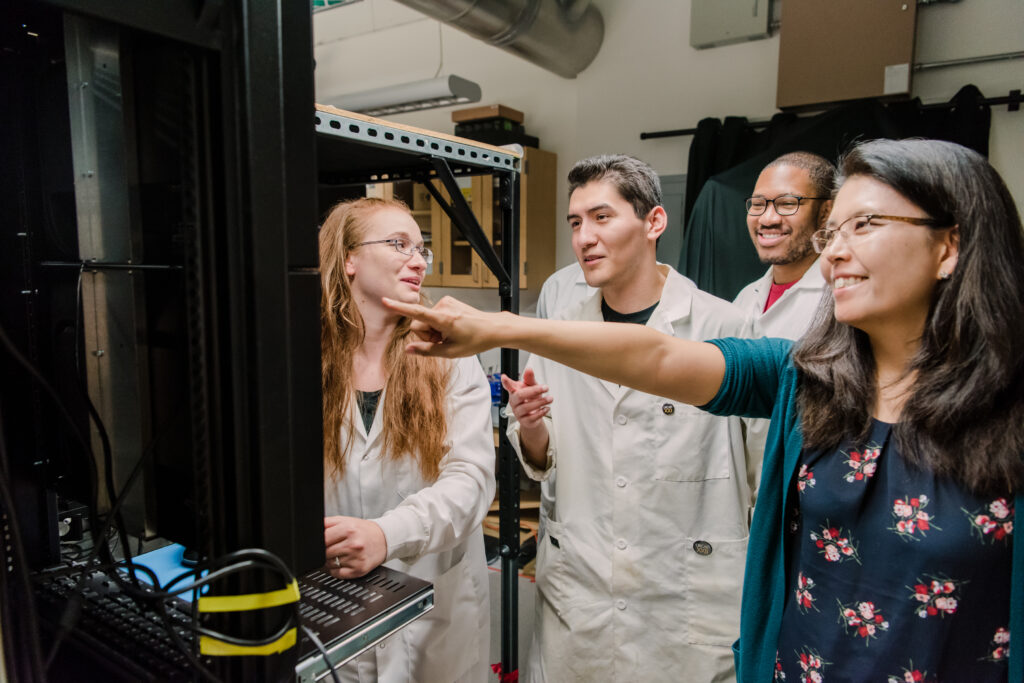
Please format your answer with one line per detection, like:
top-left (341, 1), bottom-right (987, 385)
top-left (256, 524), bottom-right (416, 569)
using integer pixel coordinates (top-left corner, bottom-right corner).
top-left (382, 297), bottom-right (431, 319)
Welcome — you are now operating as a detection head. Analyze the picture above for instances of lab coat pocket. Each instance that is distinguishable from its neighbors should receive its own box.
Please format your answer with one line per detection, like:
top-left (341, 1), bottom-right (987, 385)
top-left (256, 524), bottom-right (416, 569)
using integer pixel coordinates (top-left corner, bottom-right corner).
top-left (653, 404), bottom-right (732, 482)
top-left (535, 518), bottom-right (585, 629)
top-left (684, 536), bottom-right (746, 647)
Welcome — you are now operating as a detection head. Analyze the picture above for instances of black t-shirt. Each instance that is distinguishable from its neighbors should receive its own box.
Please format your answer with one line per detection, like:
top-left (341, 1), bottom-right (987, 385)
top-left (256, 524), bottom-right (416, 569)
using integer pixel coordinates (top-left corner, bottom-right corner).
top-left (600, 298), bottom-right (659, 326)
top-left (357, 389), bottom-right (382, 433)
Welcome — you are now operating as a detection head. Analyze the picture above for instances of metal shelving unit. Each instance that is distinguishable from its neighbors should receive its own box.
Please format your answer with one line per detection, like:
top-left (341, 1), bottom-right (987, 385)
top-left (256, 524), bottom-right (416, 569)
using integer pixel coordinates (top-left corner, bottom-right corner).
top-left (315, 104), bottom-right (525, 676)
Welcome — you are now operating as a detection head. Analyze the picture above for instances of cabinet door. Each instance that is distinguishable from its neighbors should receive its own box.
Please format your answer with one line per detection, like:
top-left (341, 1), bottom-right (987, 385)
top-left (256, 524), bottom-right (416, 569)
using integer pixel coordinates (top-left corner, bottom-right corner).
top-left (480, 148), bottom-right (557, 290)
top-left (439, 176), bottom-right (487, 287)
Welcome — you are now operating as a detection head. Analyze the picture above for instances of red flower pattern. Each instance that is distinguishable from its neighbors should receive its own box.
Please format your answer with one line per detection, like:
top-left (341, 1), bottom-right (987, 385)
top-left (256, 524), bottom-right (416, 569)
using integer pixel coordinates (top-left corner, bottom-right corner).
top-left (794, 646), bottom-right (828, 683)
top-left (795, 572), bottom-right (818, 614)
top-left (963, 498), bottom-right (1014, 544)
top-left (837, 599), bottom-right (890, 645)
top-left (889, 494), bottom-right (941, 541)
top-left (981, 626), bottom-right (1011, 662)
top-left (907, 574), bottom-right (963, 619)
top-left (886, 661), bottom-right (934, 683)
top-left (810, 521), bottom-right (861, 565)
top-left (843, 445), bottom-right (881, 483)
top-left (797, 463), bottom-right (816, 493)
top-left (783, 425), bottom-right (1012, 680)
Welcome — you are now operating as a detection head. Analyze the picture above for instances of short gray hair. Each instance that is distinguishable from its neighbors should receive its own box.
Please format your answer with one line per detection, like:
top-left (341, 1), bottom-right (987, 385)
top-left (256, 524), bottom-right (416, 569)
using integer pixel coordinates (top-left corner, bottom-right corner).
top-left (567, 154), bottom-right (662, 219)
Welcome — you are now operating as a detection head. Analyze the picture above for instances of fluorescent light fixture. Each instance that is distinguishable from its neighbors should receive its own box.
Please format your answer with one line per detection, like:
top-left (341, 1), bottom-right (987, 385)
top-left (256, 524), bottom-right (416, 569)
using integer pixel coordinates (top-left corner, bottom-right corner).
top-left (329, 75), bottom-right (482, 117)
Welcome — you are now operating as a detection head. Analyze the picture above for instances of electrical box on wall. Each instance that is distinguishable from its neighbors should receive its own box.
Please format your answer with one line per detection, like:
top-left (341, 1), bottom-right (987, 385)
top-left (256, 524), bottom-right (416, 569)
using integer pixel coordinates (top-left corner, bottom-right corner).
top-left (690, 0), bottom-right (771, 50)
top-left (777, 0), bottom-right (917, 109)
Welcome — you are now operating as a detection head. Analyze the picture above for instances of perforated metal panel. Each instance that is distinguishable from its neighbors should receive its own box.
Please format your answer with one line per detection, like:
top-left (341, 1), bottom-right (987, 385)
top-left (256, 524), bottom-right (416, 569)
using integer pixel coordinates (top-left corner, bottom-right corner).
top-left (295, 567), bottom-right (434, 682)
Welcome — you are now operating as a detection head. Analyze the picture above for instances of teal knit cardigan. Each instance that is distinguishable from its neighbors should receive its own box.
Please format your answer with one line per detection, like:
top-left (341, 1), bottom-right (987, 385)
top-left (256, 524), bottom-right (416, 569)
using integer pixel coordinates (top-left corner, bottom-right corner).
top-left (701, 337), bottom-right (1023, 683)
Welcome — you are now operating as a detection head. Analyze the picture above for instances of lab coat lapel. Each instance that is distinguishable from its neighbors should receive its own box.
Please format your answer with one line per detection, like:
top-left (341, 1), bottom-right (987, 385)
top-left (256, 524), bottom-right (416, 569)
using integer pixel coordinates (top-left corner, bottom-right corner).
top-left (349, 388), bottom-right (384, 452)
top-left (638, 268), bottom-right (694, 399)
top-left (651, 267), bottom-right (694, 334)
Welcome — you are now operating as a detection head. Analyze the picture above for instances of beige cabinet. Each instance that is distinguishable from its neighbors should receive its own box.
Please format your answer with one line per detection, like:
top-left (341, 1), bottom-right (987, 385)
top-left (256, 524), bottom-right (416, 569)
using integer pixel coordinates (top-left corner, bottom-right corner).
top-left (480, 147), bottom-right (557, 290)
top-left (370, 147), bottom-right (557, 290)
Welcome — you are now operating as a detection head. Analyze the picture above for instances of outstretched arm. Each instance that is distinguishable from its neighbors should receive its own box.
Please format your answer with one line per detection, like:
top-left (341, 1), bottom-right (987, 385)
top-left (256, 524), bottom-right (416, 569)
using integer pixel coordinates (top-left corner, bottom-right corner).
top-left (383, 296), bottom-right (727, 407)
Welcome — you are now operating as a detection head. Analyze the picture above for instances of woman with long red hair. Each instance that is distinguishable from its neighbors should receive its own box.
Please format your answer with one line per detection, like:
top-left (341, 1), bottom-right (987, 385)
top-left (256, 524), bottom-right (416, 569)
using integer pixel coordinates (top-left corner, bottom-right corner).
top-left (319, 197), bottom-right (495, 682)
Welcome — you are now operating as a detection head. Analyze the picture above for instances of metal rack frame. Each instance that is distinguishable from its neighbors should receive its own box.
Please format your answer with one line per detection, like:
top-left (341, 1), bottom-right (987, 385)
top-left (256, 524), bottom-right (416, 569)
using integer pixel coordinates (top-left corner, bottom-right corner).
top-left (315, 104), bottom-right (525, 675)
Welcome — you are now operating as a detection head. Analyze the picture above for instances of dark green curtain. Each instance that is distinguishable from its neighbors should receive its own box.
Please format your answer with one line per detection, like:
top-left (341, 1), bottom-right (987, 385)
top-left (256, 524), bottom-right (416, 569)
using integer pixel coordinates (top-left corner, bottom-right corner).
top-left (679, 86), bottom-right (992, 301)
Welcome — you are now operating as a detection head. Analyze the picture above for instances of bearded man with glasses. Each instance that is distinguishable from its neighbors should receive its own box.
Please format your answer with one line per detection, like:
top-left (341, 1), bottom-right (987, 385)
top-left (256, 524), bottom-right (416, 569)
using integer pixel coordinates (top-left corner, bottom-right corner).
top-left (733, 152), bottom-right (835, 339)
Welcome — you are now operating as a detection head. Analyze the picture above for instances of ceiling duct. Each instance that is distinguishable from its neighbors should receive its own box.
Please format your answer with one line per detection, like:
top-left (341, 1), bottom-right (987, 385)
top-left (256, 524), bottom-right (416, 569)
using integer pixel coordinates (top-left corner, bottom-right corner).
top-left (393, 0), bottom-right (604, 79)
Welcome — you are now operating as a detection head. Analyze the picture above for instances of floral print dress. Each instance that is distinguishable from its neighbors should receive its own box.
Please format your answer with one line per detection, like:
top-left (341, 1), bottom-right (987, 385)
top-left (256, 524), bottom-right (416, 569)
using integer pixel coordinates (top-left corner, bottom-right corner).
top-left (775, 419), bottom-right (1013, 682)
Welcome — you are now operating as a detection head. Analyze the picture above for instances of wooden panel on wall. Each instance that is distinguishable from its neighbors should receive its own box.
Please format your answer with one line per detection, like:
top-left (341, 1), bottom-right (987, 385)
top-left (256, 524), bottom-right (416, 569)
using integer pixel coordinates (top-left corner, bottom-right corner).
top-left (777, 0), bottom-right (917, 109)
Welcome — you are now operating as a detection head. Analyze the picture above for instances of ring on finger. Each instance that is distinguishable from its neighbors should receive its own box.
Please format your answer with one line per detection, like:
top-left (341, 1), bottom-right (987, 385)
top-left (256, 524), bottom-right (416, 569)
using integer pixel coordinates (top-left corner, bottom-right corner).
top-left (334, 556), bottom-right (341, 569)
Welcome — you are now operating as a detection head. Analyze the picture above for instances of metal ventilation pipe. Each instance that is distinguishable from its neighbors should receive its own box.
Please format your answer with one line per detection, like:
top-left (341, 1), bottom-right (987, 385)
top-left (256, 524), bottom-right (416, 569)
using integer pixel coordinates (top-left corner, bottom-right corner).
top-left (393, 0), bottom-right (604, 79)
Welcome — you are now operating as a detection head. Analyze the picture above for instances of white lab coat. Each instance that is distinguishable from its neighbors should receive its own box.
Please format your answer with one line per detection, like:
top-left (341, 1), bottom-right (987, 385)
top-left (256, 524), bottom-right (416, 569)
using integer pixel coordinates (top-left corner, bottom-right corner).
top-left (324, 356), bottom-right (496, 683)
top-left (535, 262), bottom-right (594, 320)
top-left (733, 262), bottom-right (828, 474)
top-left (508, 266), bottom-right (760, 683)
top-left (731, 260), bottom-right (828, 339)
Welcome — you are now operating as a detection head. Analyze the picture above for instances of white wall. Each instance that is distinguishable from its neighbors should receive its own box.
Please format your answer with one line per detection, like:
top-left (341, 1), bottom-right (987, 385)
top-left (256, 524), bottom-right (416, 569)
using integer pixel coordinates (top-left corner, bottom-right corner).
top-left (314, 0), bottom-right (1024, 272)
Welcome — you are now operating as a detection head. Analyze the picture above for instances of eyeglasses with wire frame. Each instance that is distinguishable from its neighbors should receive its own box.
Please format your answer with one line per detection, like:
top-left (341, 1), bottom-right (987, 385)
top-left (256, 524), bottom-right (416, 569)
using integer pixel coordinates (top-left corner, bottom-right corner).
top-left (745, 194), bottom-right (829, 216)
top-left (811, 214), bottom-right (942, 254)
top-left (356, 238), bottom-right (433, 264)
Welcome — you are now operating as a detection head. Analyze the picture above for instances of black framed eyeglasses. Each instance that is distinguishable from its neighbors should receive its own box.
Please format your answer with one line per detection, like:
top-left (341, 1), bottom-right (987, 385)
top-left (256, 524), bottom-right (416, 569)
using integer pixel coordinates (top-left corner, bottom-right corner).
top-left (356, 238), bottom-right (433, 265)
top-left (745, 194), bottom-right (829, 216)
top-left (811, 214), bottom-right (941, 254)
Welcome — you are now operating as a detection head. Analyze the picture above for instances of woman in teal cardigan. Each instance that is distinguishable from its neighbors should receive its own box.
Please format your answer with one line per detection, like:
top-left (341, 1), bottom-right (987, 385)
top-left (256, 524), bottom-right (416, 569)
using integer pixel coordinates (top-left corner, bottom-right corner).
top-left (386, 139), bottom-right (1023, 683)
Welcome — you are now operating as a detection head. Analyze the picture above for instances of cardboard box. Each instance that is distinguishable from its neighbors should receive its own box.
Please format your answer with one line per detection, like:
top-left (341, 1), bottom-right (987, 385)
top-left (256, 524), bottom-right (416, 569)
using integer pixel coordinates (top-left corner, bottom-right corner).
top-left (451, 103), bottom-right (525, 124)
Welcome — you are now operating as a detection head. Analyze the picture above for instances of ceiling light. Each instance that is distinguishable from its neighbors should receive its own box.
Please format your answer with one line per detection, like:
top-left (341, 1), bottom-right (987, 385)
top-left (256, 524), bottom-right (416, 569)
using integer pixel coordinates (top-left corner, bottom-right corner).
top-left (328, 75), bottom-right (482, 117)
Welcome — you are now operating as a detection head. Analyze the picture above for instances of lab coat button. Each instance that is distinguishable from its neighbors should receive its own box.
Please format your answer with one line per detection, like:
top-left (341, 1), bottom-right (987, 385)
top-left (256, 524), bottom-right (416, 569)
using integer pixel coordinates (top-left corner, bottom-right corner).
top-left (662, 403), bottom-right (675, 415)
top-left (615, 599), bottom-right (627, 610)
top-left (615, 476), bottom-right (628, 488)
top-left (615, 415), bottom-right (627, 425)
top-left (693, 540), bottom-right (713, 556)
top-left (378, 642), bottom-right (386, 649)
top-left (616, 539), bottom-right (627, 550)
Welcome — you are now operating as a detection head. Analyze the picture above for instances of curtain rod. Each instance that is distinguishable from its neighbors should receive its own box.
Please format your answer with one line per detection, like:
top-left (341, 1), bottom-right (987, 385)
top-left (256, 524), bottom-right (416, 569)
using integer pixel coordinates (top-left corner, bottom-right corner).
top-left (640, 88), bottom-right (1022, 141)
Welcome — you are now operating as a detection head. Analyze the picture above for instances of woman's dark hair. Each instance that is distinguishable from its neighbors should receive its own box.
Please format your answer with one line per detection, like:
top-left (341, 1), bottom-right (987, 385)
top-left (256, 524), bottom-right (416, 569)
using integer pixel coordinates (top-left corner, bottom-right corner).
top-left (794, 138), bottom-right (1024, 494)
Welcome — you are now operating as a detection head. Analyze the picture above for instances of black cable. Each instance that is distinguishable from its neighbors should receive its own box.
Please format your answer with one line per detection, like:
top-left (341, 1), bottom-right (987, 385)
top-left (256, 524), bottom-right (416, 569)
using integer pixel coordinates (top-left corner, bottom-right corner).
top-left (0, 440), bottom-right (47, 683)
top-left (300, 624), bottom-right (341, 683)
top-left (44, 423), bottom-right (154, 669)
top-left (44, 387), bottom-right (191, 667)
top-left (101, 553), bottom-right (300, 651)
top-left (0, 318), bottom-right (95, 476)
top-left (3, 298), bottom-right (302, 676)
top-left (191, 616), bottom-right (295, 648)
top-left (155, 598), bottom-right (222, 683)
top-left (73, 264), bottom-right (136, 582)
top-left (197, 548), bottom-right (302, 681)
top-left (0, 321), bottom-right (86, 683)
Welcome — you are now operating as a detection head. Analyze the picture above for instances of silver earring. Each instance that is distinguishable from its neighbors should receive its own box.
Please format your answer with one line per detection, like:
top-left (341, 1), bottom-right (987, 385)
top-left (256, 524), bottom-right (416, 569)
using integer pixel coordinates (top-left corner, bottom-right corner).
top-left (939, 271), bottom-right (951, 280)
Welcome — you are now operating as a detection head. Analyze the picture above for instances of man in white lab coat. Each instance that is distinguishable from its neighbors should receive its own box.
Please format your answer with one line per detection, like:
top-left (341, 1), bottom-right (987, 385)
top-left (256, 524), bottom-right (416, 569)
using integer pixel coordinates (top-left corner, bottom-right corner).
top-left (732, 152), bottom-right (835, 337)
top-left (503, 155), bottom-right (758, 682)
